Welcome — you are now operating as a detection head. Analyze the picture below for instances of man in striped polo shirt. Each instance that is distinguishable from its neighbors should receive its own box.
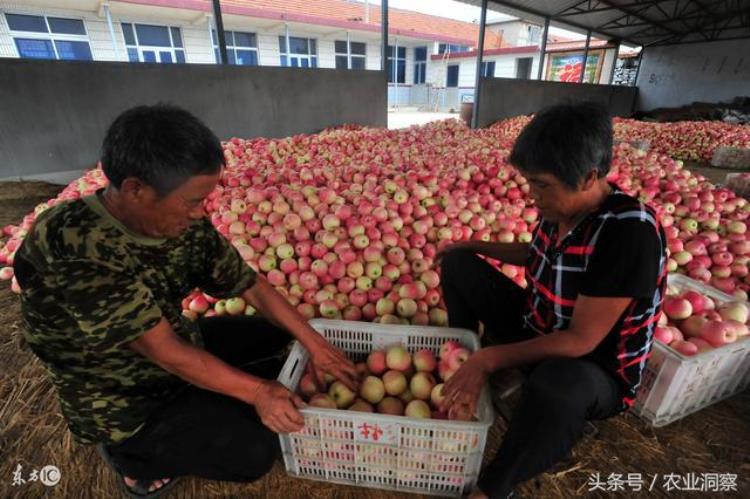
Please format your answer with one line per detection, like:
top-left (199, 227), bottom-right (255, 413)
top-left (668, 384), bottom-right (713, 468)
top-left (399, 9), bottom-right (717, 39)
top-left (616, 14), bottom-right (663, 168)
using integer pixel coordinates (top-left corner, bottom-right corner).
top-left (439, 102), bottom-right (667, 499)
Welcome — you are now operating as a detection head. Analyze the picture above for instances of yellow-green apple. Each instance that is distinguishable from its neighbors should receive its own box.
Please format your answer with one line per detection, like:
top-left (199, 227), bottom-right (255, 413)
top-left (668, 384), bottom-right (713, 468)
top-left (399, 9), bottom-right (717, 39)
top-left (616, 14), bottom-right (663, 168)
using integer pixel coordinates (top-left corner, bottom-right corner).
top-left (410, 372), bottom-right (436, 400)
top-left (360, 376), bottom-right (386, 404)
top-left (386, 345), bottom-right (412, 371)
top-left (329, 381), bottom-right (356, 408)
top-left (382, 370), bottom-right (407, 396)
top-left (405, 400), bottom-right (432, 418)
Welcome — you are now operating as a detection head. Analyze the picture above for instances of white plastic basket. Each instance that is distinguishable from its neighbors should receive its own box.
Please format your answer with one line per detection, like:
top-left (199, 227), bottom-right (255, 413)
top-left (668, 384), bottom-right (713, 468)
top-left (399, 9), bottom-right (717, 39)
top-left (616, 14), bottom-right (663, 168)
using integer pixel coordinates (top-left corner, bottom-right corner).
top-left (277, 319), bottom-right (495, 497)
top-left (633, 274), bottom-right (750, 427)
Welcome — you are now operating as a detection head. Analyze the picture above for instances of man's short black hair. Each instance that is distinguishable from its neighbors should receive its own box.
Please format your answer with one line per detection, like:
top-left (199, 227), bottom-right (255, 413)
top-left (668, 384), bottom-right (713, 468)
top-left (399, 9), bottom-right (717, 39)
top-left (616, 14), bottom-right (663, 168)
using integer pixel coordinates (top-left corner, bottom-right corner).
top-left (101, 104), bottom-right (224, 196)
top-left (509, 102), bottom-right (612, 190)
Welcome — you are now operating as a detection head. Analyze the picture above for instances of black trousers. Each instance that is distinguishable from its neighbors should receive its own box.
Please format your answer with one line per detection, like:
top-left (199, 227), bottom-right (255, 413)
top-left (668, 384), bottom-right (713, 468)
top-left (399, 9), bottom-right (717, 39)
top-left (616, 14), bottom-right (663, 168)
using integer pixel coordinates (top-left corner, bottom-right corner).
top-left (440, 250), bottom-right (623, 499)
top-left (104, 316), bottom-right (292, 482)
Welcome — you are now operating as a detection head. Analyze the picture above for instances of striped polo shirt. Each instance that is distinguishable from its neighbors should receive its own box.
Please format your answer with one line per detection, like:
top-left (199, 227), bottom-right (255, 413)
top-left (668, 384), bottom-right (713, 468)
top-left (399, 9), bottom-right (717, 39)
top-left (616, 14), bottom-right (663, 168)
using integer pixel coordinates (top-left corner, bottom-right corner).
top-left (523, 184), bottom-right (667, 409)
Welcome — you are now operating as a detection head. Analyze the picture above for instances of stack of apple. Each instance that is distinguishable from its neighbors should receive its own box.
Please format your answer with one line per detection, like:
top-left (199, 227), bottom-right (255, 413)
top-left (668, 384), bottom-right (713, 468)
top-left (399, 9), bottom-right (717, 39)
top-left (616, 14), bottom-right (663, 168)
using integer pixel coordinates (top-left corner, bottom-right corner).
top-left (298, 340), bottom-right (474, 420)
top-left (2, 118), bottom-right (748, 324)
top-left (656, 288), bottom-right (749, 356)
top-left (613, 118), bottom-right (750, 163)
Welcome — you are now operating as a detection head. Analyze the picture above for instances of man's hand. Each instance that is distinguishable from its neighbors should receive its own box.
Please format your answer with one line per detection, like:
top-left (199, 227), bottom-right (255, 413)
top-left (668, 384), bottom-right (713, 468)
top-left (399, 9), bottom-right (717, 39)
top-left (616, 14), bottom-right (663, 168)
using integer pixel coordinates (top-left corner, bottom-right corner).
top-left (441, 351), bottom-right (491, 419)
top-left (309, 341), bottom-right (358, 391)
top-left (253, 380), bottom-right (306, 433)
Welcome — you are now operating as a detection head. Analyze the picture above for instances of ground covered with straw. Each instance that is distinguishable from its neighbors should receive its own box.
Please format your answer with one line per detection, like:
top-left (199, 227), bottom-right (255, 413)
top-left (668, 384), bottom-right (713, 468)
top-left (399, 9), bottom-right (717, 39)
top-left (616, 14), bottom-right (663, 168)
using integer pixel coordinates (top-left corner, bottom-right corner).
top-left (1, 181), bottom-right (747, 499)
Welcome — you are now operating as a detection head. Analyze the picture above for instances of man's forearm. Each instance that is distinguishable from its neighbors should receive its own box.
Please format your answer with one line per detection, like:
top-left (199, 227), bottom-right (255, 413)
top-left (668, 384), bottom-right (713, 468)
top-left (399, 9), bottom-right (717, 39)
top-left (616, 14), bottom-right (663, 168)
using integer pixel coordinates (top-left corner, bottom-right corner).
top-left (475, 329), bottom-right (593, 373)
top-left (460, 241), bottom-right (530, 266)
top-left (154, 341), bottom-right (264, 405)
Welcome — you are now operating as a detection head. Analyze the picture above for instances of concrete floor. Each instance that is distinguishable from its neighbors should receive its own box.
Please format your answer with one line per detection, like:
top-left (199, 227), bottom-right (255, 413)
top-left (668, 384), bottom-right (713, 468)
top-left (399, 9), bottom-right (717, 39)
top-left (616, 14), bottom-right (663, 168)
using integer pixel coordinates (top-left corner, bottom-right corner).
top-left (387, 110), bottom-right (460, 129)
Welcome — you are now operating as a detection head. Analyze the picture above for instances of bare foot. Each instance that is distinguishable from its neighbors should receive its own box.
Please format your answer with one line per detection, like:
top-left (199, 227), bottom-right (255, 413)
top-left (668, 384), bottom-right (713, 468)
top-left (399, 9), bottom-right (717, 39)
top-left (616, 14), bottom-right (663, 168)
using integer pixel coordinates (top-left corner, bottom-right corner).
top-left (124, 475), bottom-right (172, 493)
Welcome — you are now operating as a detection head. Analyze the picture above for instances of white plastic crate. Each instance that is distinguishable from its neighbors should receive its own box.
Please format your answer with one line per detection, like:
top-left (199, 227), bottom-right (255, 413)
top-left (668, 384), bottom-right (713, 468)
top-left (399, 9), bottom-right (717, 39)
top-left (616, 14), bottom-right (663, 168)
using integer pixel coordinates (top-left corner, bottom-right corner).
top-left (277, 319), bottom-right (494, 497)
top-left (633, 274), bottom-right (750, 427)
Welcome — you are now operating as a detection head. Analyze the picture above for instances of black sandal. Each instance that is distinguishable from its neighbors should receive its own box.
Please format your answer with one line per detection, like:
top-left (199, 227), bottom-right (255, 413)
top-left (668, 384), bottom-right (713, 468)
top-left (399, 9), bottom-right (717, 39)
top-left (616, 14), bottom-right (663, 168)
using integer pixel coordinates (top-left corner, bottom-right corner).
top-left (97, 443), bottom-right (181, 498)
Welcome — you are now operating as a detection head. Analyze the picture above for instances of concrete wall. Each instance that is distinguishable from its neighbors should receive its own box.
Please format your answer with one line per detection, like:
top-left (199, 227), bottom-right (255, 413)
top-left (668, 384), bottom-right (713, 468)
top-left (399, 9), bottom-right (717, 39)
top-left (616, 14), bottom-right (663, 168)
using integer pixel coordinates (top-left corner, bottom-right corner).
top-left (0, 59), bottom-right (386, 180)
top-left (476, 77), bottom-right (637, 127)
top-left (636, 39), bottom-right (750, 111)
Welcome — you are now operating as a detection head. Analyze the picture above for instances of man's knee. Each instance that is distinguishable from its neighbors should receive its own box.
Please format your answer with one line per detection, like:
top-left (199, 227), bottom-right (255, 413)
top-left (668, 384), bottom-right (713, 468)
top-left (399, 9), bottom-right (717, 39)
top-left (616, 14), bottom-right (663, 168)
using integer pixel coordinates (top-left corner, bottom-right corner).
top-left (221, 426), bottom-right (279, 482)
top-left (524, 359), bottom-right (590, 411)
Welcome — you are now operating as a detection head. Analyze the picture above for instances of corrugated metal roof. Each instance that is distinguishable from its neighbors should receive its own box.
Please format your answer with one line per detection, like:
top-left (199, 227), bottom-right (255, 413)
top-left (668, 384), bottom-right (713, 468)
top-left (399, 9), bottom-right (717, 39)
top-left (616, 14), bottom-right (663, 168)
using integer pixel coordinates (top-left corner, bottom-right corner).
top-left (457, 0), bottom-right (750, 46)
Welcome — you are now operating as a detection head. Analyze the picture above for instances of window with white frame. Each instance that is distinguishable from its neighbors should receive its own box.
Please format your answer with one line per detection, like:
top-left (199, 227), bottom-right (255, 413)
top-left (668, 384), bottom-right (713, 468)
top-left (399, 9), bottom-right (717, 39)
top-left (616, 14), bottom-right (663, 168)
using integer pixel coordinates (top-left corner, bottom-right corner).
top-left (387, 45), bottom-right (406, 83)
top-left (278, 36), bottom-right (317, 68)
top-left (413, 46), bottom-right (427, 84)
top-left (212, 30), bottom-right (258, 65)
top-left (121, 23), bottom-right (185, 63)
top-left (334, 40), bottom-right (365, 70)
top-left (5, 13), bottom-right (93, 60)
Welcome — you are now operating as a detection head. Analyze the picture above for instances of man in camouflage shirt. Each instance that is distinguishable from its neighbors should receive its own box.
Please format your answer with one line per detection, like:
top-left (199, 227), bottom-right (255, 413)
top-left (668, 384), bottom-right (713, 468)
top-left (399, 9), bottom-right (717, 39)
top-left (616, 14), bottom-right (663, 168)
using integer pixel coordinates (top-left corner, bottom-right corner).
top-left (14, 104), bottom-right (356, 497)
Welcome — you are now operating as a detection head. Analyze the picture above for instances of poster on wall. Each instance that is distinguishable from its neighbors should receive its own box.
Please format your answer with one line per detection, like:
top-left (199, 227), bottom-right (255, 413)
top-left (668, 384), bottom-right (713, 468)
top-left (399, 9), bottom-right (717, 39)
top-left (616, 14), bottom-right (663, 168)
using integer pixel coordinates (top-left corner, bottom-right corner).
top-left (547, 51), bottom-right (603, 83)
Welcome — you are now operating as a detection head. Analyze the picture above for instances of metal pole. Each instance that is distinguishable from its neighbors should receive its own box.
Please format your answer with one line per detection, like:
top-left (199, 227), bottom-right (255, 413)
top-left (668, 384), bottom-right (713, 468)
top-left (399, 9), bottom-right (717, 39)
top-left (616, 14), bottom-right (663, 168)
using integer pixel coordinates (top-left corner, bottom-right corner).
top-left (206, 15), bottom-right (215, 63)
top-left (365, 0), bottom-right (370, 24)
top-left (285, 23), bottom-right (291, 67)
top-left (212, 0), bottom-right (228, 64)
top-left (632, 46), bottom-right (645, 87)
top-left (103, 4), bottom-right (121, 61)
top-left (471, 0), bottom-right (488, 129)
top-left (608, 40), bottom-right (621, 85)
top-left (346, 31), bottom-right (352, 69)
top-left (536, 17), bottom-right (549, 80)
top-left (394, 37), bottom-right (398, 107)
top-left (381, 0), bottom-right (388, 71)
top-left (579, 29), bottom-right (591, 83)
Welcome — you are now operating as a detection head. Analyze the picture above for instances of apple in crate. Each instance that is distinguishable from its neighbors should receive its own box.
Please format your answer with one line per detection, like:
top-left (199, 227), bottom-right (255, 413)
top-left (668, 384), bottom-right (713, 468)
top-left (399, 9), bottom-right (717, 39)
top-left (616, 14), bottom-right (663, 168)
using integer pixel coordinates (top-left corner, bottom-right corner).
top-left (405, 400), bottom-right (432, 419)
top-left (431, 383), bottom-right (446, 407)
top-left (700, 321), bottom-right (738, 347)
top-left (687, 337), bottom-right (714, 353)
top-left (398, 388), bottom-right (415, 403)
top-left (298, 373), bottom-right (318, 398)
top-left (439, 340), bottom-right (461, 360)
top-left (377, 396), bottom-right (405, 416)
top-left (410, 372), bottom-right (436, 400)
top-left (382, 370), bottom-right (407, 396)
top-left (329, 381), bottom-right (356, 408)
top-left (386, 345), bottom-right (412, 371)
top-left (360, 376), bottom-right (386, 405)
top-left (718, 302), bottom-right (749, 324)
top-left (654, 326), bottom-right (675, 344)
top-left (664, 298), bottom-right (692, 320)
top-left (670, 340), bottom-right (698, 356)
top-left (413, 349), bottom-right (437, 372)
top-left (446, 348), bottom-right (471, 370)
top-left (355, 362), bottom-right (369, 380)
top-left (349, 399), bottom-right (374, 413)
top-left (367, 350), bottom-right (387, 375)
top-left (309, 394), bottom-right (337, 409)
top-left (680, 315), bottom-right (707, 338)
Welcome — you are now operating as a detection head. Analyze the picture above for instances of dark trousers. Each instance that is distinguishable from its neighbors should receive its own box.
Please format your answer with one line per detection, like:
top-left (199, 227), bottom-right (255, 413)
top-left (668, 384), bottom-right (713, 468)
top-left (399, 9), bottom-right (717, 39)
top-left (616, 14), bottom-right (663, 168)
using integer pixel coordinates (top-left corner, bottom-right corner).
top-left (105, 316), bottom-right (292, 482)
top-left (441, 250), bottom-right (623, 499)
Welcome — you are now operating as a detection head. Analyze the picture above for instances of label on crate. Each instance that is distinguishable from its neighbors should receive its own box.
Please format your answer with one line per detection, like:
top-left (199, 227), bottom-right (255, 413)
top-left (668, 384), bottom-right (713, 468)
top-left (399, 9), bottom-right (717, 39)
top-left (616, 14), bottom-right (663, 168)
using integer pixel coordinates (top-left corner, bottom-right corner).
top-left (353, 417), bottom-right (399, 445)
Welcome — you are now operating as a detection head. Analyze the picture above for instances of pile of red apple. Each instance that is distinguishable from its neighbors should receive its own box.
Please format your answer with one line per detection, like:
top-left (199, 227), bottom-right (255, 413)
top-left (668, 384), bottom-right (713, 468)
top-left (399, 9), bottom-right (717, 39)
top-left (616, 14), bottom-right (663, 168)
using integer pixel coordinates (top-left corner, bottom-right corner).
top-left (612, 118), bottom-right (750, 164)
top-left (1, 119), bottom-right (748, 323)
top-left (656, 287), bottom-right (749, 356)
top-left (299, 340), bottom-right (473, 420)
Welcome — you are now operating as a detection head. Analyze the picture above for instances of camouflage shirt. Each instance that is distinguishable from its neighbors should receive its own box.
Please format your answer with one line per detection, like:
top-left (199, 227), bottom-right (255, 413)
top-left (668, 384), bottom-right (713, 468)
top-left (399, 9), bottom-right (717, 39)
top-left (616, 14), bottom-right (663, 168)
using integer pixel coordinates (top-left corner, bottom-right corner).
top-left (14, 191), bottom-right (256, 444)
